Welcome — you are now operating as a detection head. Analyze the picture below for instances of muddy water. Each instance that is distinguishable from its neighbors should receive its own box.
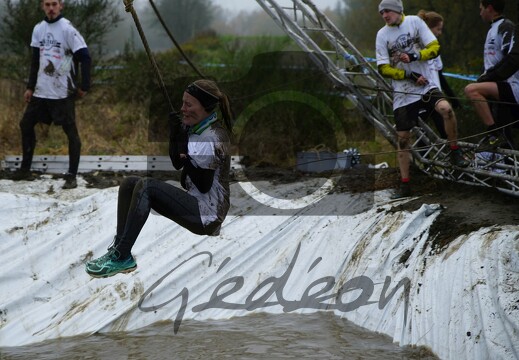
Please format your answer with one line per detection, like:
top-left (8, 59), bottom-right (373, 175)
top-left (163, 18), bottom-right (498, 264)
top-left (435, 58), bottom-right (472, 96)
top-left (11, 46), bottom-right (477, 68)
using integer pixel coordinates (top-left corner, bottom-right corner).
top-left (0, 312), bottom-right (437, 359)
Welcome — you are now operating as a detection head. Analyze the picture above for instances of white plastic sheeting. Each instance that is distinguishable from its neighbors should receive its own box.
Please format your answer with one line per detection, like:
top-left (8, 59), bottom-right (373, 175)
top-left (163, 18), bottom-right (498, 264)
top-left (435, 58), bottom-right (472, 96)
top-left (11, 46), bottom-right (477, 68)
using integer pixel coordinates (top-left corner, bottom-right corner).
top-left (0, 176), bottom-right (518, 359)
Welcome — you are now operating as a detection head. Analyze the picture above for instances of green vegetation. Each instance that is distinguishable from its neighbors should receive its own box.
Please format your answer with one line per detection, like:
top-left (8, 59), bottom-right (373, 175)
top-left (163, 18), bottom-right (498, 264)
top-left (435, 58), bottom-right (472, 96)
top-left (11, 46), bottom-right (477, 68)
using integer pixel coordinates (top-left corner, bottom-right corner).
top-left (0, 0), bottom-right (122, 57)
top-left (0, 0), bottom-right (506, 170)
top-left (0, 32), bottom-right (482, 169)
top-left (337, 0), bottom-right (519, 74)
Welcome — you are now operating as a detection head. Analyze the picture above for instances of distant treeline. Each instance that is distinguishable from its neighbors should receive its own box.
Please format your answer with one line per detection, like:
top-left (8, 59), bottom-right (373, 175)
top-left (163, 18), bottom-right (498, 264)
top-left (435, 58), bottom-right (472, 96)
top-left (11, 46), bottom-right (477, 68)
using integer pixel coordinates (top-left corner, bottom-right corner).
top-left (337, 0), bottom-right (519, 74)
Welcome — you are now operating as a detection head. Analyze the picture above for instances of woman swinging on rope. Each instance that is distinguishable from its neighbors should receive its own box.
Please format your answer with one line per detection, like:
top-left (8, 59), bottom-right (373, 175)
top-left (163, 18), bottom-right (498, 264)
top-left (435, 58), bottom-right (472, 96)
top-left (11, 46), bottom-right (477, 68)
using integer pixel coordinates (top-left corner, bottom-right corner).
top-left (86, 79), bottom-right (233, 278)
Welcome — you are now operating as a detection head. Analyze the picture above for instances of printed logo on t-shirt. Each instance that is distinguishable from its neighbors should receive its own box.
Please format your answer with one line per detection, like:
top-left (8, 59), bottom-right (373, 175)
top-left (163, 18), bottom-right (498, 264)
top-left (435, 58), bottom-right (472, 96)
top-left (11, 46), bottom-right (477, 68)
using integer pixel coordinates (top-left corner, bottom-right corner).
top-left (41, 33), bottom-right (61, 50)
top-left (389, 33), bottom-right (415, 63)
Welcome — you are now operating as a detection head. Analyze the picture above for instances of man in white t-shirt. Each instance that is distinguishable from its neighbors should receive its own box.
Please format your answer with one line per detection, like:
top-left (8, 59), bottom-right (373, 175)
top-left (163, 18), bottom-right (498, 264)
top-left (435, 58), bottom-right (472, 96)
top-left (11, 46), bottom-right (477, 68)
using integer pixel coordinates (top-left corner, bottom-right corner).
top-left (13, 0), bottom-right (91, 189)
top-left (375, 0), bottom-right (468, 199)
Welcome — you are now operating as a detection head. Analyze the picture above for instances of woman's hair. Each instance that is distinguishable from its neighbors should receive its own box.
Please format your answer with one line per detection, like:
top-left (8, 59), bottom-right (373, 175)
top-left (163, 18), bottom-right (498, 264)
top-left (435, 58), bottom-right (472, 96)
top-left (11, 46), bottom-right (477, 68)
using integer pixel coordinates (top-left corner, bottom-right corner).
top-left (192, 79), bottom-right (233, 135)
top-left (417, 10), bottom-right (443, 29)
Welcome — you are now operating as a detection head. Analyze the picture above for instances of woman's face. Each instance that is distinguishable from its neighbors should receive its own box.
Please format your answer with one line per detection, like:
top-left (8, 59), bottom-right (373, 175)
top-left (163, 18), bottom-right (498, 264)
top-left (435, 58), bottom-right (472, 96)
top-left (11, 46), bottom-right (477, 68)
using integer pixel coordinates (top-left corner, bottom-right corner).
top-left (181, 92), bottom-right (210, 127)
top-left (430, 21), bottom-right (443, 37)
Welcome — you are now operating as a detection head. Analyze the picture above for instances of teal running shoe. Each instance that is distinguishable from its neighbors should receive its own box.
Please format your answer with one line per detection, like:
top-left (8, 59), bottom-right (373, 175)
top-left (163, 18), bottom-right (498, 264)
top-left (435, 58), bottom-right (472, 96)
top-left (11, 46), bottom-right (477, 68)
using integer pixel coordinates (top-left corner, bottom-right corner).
top-left (85, 248), bottom-right (114, 268)
top-left (85, 236), bottom-right (120, 268)
top-left (86, 248), bottom-right (137, 278)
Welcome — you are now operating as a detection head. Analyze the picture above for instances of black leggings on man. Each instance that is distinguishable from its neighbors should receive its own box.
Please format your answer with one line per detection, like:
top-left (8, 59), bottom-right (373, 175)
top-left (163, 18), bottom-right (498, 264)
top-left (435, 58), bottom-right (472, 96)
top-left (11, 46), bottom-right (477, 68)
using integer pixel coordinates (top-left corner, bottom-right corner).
top-left (19, 97), bottom-right (81, 175)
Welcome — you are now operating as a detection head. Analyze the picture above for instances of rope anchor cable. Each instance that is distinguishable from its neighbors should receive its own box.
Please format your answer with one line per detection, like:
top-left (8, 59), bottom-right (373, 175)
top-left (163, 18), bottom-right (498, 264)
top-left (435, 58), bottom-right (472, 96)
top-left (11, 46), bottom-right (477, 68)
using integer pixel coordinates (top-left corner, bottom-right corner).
top-left (148, 0), bottom-right (206, 79)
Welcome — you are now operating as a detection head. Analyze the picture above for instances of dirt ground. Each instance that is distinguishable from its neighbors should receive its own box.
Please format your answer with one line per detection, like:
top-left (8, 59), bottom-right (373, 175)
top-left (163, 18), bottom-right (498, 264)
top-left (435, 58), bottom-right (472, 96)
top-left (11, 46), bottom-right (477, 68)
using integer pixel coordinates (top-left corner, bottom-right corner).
top-left (330, 165), bottom-right (519, 251)
top-left (1, 165), bottom-right (518, 253)
top-left (232, 165), bottom-right (519, 248)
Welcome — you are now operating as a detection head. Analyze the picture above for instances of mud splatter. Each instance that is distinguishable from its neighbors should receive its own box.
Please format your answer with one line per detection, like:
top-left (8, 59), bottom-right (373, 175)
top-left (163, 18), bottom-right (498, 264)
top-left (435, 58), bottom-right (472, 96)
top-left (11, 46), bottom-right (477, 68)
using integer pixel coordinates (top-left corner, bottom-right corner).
top-left (43, 60), bottom-right (55, 76)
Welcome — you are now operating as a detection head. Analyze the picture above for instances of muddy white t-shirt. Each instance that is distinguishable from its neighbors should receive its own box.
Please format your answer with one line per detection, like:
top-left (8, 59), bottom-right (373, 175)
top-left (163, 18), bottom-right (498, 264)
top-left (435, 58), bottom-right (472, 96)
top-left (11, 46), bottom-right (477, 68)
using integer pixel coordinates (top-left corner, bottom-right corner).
top-left (376, 15), bottom-right (438, 110)
top-left (31, 17), bottom-right (87, 99)
top-left (185, 123), bottom-right (230, 227)
top-left (428, 56), bottom-right (443, 91)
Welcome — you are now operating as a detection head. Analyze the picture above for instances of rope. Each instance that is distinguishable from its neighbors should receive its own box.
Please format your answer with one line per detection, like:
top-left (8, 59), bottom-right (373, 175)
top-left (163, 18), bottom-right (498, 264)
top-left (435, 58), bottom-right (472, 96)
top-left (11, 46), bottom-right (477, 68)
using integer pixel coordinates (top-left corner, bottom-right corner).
top-left (415, 115), bottom-right (519, 144)
top-left (224, 65), bottom-right (517, 110)
top-left (148, 0), bottom-right (206, 79)
top-left (352, 82), bottom-right (519, 108)
top-left (297, 120), bottom-right (519, 165)
top-left (220, 70), bottom-right (518, 149)
top-left (123, 0), bottom-right (175, 112)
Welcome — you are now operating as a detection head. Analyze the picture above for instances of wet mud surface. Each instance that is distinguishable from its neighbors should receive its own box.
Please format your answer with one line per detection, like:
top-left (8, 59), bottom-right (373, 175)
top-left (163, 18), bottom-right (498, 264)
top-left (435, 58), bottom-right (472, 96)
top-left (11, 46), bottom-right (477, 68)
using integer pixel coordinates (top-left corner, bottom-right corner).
top-left (327, 166), bottom-right (517, 252)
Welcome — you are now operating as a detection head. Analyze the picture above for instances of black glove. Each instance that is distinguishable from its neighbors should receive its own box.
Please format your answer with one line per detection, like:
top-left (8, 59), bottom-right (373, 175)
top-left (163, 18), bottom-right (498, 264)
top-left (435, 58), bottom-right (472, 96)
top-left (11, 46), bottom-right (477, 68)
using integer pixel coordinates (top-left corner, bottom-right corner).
top-left (168, 111), bottom-right (182, 137)
top-left (407, 71), bottom-right (423, 83)
top-left (168, 111), bottom-right (188, 169)
top-left (405, 52), bottom-right (419, 62)
top-left (169, 111), bottom-right (187, 150)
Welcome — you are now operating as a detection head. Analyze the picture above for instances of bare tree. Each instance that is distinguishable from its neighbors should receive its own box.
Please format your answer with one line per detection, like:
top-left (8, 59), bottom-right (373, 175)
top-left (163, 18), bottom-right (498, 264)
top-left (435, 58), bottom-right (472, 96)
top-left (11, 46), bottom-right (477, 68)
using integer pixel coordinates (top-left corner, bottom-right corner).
top-left (150, 0), bottom-right (215, 44)
top-left (0, 0), bottom-right (122, 56)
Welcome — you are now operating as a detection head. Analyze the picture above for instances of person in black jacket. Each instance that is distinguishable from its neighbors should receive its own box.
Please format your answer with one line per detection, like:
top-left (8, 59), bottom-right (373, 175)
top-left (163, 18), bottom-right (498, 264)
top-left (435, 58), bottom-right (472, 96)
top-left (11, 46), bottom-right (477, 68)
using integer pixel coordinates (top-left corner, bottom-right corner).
top-left (478, 28), bottom-right (519, 84)
top-left (13, 0), bottom-right (91, 189)
top-left (464, 0), bottom-right (518, 149)
top-left (85, 79), bottom-right (233, 278)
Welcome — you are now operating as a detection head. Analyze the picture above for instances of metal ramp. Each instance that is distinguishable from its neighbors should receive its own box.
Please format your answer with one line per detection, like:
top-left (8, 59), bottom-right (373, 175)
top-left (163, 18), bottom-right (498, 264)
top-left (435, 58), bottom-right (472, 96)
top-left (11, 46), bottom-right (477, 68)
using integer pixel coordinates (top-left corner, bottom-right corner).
top-left (1, 155), bottom-right (244, 174)
top-left (1, 155), bottom-right (176, 173)
top-left (255, 0), bottom-right (519, 196)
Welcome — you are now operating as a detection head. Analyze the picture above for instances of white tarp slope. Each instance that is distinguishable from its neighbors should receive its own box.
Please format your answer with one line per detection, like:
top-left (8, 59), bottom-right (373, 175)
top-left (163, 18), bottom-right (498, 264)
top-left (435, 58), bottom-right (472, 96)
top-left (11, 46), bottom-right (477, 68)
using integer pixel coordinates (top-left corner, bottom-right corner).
top-left (0, 176), bottom-right (518, 360)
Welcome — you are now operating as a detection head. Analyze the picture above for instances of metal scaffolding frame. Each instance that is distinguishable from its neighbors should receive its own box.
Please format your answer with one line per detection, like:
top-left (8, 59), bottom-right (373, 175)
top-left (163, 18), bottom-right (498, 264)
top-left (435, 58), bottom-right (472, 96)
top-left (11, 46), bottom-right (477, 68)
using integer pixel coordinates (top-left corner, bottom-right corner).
top-left (255, 0), bottom-right (519, 196)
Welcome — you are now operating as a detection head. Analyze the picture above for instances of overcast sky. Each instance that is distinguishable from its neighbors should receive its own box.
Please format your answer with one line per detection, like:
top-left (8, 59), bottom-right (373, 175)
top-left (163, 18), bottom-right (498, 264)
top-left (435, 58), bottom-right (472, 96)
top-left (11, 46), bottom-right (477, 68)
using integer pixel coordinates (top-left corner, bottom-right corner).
top-left (218, 0), bottom-right (340, 13)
